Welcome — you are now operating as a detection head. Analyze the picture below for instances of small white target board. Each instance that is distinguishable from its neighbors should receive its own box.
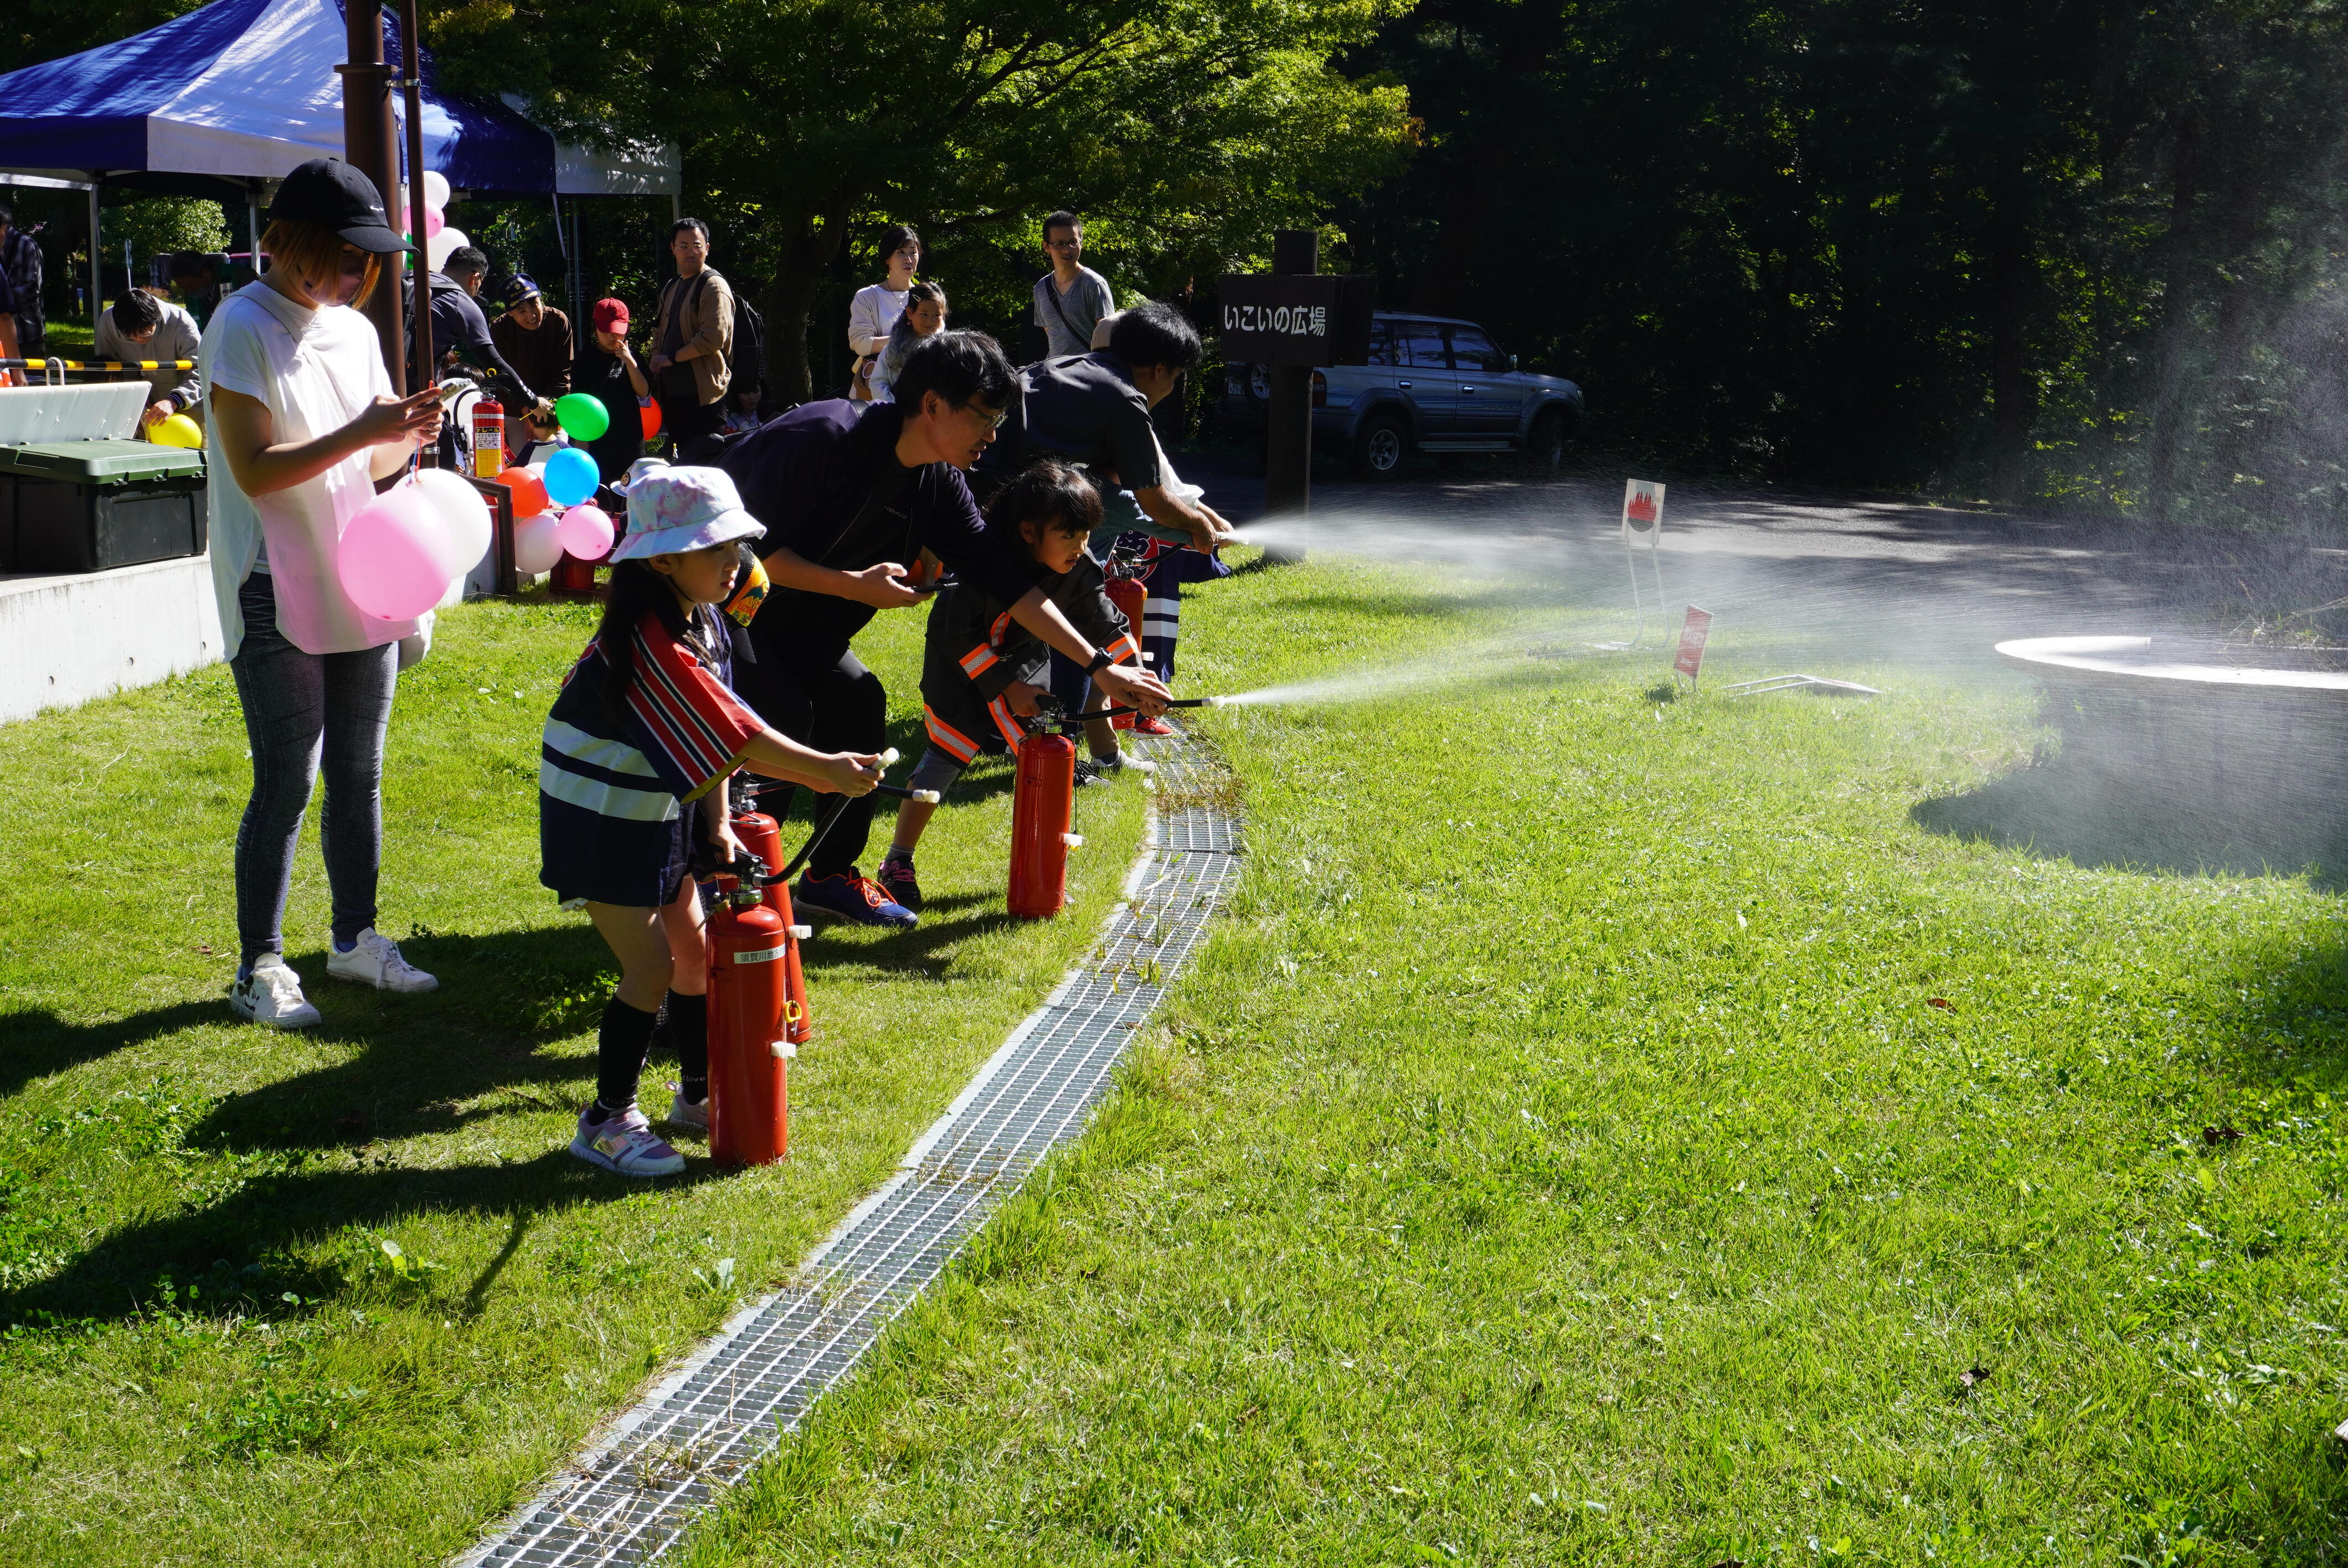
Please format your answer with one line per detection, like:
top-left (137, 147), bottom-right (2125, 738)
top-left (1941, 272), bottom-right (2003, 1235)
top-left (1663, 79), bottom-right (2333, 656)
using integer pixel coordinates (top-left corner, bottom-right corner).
top-left (1623, 479), bottom-right (1665, 546)
top-left (1674, 606), bottom-right (1713, 687)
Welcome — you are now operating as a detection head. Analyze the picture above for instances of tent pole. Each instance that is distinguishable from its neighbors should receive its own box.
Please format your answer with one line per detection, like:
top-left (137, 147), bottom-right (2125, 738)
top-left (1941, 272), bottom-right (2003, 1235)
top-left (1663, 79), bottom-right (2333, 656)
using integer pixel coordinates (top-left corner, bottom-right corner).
top-left (86, 184), bottom-right (101, 322)
top-left (247, 184), bottom-right (261, 275)
top-left (671, 193), bottom-right (681, 225)
top-left (338, 0), bottom-right (405, 392)
top-left (397, 0), bottom-right (435, 442)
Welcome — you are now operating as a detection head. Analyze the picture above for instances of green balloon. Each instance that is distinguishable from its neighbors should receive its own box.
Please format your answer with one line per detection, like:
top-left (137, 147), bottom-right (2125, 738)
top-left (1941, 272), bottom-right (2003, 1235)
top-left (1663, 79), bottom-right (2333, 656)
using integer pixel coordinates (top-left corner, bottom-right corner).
top-left (553, 393), bottom-right (610, 441)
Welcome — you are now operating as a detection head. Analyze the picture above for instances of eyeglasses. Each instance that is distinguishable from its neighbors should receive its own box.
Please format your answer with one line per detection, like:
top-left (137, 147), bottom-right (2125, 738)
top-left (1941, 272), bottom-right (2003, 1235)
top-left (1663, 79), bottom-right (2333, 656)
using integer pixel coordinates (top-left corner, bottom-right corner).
top-left (1044, 239), bottom-right (1080, 251)
top-left (955, 401), bottom-right (1010, 431)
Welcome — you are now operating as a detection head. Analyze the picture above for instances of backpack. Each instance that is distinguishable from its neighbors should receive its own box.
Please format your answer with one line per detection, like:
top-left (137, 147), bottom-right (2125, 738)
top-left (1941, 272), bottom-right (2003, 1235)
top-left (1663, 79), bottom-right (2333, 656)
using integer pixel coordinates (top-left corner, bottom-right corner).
top-left (732, 293), bottom-right (766, 400)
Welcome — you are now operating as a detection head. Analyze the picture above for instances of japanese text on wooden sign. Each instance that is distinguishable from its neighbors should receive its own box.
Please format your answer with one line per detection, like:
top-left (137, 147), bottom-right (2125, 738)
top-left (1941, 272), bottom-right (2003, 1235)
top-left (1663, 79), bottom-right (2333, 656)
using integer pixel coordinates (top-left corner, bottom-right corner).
top-left (1217, 274), bottom-right (1376, 367)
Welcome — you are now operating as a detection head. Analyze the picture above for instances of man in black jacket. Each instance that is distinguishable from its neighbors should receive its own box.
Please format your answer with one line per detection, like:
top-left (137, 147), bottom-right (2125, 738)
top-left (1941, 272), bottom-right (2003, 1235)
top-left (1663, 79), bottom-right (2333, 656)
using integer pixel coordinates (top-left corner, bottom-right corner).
top-left (720, 329), bottom-right (1169, 928)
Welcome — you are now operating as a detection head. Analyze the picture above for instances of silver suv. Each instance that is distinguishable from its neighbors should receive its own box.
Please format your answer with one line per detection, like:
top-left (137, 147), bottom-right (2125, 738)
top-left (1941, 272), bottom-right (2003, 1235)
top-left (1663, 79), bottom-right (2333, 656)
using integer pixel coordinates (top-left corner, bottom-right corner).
top-left (1218, 311), bottom-right (1584, 478)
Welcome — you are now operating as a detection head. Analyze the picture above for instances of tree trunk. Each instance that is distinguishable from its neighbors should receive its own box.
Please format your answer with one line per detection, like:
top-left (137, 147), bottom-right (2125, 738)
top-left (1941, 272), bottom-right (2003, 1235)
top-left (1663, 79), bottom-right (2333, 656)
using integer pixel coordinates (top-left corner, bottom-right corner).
top-left (2205, 114), bottom-right (2263, 480)
top-left (2145, 118), bottom-right (2200, 525)
top-left (766, 196), bottom-right (849, 406)
top-left (1988, 153), bottom-right (2033, 505)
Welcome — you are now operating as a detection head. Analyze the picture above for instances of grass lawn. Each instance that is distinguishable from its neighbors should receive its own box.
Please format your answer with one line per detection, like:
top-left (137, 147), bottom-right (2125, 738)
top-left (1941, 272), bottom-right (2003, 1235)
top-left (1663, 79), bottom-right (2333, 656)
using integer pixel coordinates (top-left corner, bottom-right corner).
top-left (683, 556), bottom-right (2348, 1566)
top-left (0, 594), bottom-right (1147, 1566)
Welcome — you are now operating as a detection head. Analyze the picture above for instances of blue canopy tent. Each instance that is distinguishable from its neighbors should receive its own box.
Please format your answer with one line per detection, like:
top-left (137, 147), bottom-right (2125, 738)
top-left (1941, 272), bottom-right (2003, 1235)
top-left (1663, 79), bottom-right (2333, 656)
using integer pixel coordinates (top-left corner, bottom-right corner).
top-left (0, 0), bottom-right (678, 319)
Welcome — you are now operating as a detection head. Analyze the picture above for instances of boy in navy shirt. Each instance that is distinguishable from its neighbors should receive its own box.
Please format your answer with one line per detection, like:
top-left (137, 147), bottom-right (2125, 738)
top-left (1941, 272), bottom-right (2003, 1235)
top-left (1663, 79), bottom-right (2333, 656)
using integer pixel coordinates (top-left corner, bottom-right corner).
top-left (875, 460), bottom-right (1141, 912)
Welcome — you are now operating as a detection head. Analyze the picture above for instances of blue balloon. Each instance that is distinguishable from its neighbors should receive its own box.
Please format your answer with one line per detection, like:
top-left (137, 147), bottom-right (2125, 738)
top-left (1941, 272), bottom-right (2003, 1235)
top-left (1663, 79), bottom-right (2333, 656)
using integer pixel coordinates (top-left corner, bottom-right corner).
top-left (543, 447), bottom-right (599, 508)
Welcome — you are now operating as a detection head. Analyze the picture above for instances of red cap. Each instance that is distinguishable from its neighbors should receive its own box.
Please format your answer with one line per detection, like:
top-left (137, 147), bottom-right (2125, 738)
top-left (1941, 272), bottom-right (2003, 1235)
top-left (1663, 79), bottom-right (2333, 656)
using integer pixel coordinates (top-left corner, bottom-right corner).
top-left (592, 297), bottom-right (631, 331)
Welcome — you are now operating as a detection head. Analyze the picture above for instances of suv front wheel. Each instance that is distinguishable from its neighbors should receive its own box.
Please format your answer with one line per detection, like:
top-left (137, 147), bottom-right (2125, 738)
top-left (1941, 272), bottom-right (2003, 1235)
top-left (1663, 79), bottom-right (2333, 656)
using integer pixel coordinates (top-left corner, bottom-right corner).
top-left (1351, 411), bottom-right (1410, 480)
top-left (1520, 406), bottom-right (1574, 478)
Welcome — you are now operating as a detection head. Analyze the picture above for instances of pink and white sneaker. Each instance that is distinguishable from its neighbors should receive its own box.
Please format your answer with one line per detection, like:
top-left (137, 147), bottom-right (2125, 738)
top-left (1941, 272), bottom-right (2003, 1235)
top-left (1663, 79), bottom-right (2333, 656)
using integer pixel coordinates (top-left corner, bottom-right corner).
top-left (569, 1105), bottom-right (685, 1177)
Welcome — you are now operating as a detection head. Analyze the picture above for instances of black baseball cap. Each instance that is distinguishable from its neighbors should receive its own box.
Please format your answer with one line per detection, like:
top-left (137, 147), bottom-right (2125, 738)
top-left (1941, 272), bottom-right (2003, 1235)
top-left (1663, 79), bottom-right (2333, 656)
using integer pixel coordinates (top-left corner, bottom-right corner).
top-left (267, 158), bottom-right (410, 254)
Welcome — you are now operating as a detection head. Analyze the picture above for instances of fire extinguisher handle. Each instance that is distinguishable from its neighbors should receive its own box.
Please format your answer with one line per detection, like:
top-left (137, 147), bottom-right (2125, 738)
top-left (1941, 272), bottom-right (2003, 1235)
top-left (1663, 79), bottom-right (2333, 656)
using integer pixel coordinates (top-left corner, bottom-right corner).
top-left (788, 925), bottom-right (811, 939)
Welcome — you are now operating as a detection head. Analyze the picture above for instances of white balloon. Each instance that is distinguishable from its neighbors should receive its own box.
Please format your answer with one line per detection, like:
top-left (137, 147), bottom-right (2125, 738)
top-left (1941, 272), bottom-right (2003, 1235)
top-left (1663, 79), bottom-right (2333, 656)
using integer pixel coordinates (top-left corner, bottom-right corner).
top-left (421, 171), bottom-right (451, 209)
top-left (514, 511), bottom-right (565, 575)
top-left (410, 466), bottom-right (491, 574)
top-left (426, 226), bottom-right (469, 272)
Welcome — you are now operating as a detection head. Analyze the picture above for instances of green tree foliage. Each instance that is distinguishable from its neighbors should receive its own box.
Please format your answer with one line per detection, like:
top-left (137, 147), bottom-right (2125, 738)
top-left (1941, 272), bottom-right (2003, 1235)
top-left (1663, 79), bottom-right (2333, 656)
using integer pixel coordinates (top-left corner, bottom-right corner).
top-left (1341, 0), bottom-right (2348, 520)
top-left (431, 0), bottom-right (1413, 399)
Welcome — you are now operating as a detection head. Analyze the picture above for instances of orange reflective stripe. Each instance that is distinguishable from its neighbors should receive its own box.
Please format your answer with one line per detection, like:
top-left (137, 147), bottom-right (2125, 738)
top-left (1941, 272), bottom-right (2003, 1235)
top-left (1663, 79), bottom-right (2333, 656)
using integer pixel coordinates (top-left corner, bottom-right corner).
top-left (986, 695), bottom-right (1024, 747)
top-left (959, 642), bottom-right (999, 678)
top-left (1108, 634), bottom-right (1142, 665)
top-left (923, 705), bottom-right (979, 764)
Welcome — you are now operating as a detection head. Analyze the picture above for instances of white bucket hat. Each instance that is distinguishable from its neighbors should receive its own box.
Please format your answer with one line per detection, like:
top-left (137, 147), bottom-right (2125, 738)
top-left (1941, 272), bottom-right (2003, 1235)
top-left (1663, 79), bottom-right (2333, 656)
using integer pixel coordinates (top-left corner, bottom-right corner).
top-left (609, 464), bottom-right (765, 562)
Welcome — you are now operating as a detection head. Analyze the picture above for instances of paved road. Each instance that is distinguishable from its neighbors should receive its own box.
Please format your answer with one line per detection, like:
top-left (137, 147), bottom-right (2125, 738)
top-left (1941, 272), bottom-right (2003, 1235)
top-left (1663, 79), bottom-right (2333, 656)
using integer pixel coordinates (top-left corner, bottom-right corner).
top-left (1171, 447), bottom-right (2348, 666)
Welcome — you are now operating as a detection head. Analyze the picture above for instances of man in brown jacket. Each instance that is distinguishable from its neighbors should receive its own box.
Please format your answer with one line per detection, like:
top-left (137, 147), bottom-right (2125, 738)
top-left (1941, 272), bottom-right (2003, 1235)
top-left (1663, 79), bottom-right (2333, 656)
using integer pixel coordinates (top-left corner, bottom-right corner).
top-left (650, 218), bottom-right (734, 460)
top-left (490, 275), bottom-right (573, 450)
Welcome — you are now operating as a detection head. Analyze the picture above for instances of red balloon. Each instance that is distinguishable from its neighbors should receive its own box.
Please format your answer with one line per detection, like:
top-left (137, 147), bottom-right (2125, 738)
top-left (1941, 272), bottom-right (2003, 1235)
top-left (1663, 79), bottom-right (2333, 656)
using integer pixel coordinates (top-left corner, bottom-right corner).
top-left (492, 465), bottom-right (549, 518)
top-left (639, 400), bottom-right (661, 439)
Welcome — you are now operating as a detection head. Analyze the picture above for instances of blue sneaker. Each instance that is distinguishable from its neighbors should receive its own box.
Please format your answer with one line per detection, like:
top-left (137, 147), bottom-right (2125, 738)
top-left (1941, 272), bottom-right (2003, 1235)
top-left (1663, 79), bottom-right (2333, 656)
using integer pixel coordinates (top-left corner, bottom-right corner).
top-left (796, 869), bottom-right (918, 929)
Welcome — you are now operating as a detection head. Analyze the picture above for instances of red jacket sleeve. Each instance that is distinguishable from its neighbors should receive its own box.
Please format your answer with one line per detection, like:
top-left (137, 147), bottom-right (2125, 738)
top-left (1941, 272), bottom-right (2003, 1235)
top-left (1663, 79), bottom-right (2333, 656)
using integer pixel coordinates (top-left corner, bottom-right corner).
top-left (623, 618), bottom-right (765, 801)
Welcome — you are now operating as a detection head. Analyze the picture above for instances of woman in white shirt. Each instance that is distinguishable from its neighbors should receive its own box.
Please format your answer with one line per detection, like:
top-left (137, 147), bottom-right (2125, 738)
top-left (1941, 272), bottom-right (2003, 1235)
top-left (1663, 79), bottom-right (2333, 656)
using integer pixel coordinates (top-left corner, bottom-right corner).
top-left (203, 158), bottom-right (447, 1029)
top-left (845, 224), bottom-right (920, 400)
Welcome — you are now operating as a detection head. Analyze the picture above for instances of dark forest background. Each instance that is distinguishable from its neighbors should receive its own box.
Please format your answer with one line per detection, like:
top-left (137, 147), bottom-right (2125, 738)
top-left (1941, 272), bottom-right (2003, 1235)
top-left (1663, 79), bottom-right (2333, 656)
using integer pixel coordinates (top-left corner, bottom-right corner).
top-left (9, 0), bottom-right (2348, 523)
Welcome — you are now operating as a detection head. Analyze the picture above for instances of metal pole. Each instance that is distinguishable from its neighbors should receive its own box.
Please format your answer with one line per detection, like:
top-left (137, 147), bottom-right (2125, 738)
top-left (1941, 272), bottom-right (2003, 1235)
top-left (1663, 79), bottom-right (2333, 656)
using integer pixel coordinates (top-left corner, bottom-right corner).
top-left (1261, 228), bottom-right (1315, 562)
top-left (338, 0), bottom-right (405, 391)
top-left (246, 183), bottom-right (262, 277)
top-left (86, 185), bottom-right (101, 323)
top-left (396, 0), bottom-right (434, 436)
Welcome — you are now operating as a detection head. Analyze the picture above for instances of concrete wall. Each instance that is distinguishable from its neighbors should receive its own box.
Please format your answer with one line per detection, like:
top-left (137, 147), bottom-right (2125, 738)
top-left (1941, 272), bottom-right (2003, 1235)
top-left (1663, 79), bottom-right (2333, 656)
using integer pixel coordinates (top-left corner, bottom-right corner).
top-left (0, 554), bottom-right (222, 725)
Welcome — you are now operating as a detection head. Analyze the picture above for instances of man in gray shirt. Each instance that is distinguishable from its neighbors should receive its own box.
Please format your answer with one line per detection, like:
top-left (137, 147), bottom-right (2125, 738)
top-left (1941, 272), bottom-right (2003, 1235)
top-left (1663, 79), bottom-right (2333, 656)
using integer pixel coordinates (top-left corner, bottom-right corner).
top-left (1032, 209), bottom-right (1115, 360)
top-left (94, 288), bottom-right (204, 430)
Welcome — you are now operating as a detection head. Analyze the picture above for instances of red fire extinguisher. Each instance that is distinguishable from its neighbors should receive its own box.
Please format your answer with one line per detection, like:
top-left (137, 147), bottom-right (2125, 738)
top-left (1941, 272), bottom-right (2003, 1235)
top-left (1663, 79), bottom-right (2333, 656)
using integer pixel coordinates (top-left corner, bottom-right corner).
top-left (471, 393), bottom-right (506, 478)
top-left (1007, 728), bottom-right (1082, 919)
top-left (1103, 572), bottom-right (1146, 730)
top-left (703, 868), bottom-right (791, 1165)
top-left (729, 806), bottom-right (813, 1046)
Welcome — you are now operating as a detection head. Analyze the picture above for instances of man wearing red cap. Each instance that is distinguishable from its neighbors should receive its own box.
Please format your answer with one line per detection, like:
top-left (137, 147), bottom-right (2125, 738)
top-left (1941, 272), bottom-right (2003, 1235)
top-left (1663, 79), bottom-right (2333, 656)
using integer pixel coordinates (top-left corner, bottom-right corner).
top-left (570, 297), bottom-right (653, 483)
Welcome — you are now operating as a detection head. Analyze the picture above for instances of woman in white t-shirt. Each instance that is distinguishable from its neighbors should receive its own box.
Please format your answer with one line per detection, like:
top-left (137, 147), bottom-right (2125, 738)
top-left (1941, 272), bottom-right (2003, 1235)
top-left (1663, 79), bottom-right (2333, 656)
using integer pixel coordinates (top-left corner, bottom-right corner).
top-left (844, 223), bottom-right (920, 400)
top-left (203, 158), bottom-right (447, 1030)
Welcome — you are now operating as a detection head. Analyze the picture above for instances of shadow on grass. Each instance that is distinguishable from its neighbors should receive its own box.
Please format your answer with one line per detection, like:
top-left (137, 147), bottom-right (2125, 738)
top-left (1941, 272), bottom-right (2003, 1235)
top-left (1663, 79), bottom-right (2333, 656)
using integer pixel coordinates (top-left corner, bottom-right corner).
top-left (0, 1147), bottom-right (723, 1327)
top-left (1911, 764), bottom-right (2348, 894)
top-left (0, 999), bottom-right (229, 1102)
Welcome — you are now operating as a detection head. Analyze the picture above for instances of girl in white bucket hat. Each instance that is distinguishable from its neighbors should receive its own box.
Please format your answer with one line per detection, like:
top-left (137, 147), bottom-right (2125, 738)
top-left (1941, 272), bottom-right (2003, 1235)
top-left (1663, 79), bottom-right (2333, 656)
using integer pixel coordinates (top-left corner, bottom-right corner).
top-left (538, 464), bottom-right (884, 1177)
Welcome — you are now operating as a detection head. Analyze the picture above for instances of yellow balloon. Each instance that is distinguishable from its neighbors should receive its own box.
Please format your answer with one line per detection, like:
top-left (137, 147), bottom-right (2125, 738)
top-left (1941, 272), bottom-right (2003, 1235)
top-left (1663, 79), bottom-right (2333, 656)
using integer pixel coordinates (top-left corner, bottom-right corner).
top-left (150, 412), bottom-right (204, 449)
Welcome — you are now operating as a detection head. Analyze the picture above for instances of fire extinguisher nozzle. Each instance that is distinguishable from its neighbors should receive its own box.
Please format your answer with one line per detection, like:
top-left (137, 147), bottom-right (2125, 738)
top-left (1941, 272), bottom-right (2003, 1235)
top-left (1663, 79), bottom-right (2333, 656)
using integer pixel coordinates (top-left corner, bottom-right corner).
top-left (789, 924), bottom-right (812, 940)
top-left (878, 747), bottom-right (901, 767)
top-left (912, 789), bottom-right (941, 804)
top-left (1061, 832), bottom-right (1085, 847)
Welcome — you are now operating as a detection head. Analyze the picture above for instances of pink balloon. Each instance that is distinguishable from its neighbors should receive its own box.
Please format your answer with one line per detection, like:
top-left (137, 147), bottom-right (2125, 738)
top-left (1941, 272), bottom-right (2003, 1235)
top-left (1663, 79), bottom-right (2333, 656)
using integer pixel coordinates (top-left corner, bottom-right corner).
top-left (338, 485), bottom-right (462, 621)
top-left (423, 205), bottom-right (446, 238)
top-left (558, 504), bottom-right (615, 561)
top-left (514, 511), bottom-right (565, 575)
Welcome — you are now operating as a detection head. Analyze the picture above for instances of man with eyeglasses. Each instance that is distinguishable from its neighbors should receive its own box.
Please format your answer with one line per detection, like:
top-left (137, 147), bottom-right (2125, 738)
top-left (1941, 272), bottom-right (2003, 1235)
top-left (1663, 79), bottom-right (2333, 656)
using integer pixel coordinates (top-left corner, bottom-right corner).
top-left (1033, 210), bottom-right (1114, 361)
top-left (718, 329), bottom-right (1170, 929)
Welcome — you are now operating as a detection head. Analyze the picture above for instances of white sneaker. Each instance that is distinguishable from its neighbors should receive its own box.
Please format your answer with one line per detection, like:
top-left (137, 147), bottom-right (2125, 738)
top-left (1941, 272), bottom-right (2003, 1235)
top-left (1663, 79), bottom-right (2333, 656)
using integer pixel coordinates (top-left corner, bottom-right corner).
top-left (663, 1085), bottom-right (711, 1133)
top-left (229, 956), bottom-right (322, 1030)
top-left (326, 927), bottom-right (439, 993)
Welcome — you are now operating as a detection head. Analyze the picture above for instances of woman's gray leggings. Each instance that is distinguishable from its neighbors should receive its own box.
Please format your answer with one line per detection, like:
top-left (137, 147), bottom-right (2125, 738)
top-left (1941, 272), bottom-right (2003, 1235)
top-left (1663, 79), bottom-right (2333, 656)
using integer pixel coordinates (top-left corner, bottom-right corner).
top-left (228, 573), bottom-right (397, 967)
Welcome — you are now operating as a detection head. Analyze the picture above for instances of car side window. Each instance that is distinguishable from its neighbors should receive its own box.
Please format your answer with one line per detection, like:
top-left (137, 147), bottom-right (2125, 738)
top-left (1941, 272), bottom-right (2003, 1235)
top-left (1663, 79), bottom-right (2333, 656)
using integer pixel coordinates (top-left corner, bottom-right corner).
top-left (1364, 323), bottom-right (1396, 367)
top-left (1451, 327), bottom-right (1505, 373)
top-left (1400, 327), bottom-right (1451, 370)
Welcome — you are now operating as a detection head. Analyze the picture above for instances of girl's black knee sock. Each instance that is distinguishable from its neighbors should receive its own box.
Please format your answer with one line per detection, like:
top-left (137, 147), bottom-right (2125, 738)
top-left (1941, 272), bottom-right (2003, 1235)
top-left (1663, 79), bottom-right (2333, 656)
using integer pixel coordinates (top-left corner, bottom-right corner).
top-left (667, 989), bottom-right (709, 1105)
top-left (591, 994), bottom-right (661, 1120)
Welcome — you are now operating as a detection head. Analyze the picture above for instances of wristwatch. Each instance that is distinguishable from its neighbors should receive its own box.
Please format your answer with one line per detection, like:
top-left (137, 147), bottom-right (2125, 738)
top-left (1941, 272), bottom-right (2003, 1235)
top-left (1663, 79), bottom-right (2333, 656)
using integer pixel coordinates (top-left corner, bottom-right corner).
top-left (1084, 648), bottom-right (1113, 675)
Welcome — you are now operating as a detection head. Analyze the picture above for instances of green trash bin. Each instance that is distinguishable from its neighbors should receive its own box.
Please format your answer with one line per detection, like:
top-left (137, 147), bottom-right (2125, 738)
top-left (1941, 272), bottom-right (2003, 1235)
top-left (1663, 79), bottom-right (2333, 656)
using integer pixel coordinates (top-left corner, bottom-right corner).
top-left (0, 439), bottom-right (208, 574)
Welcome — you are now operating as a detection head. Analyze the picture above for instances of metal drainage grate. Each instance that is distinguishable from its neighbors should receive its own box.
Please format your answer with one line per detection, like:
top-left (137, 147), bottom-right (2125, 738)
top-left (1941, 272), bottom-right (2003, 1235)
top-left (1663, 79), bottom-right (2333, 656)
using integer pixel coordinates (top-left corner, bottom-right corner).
top-left (456, 727), bottom-right (1240, 1568)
